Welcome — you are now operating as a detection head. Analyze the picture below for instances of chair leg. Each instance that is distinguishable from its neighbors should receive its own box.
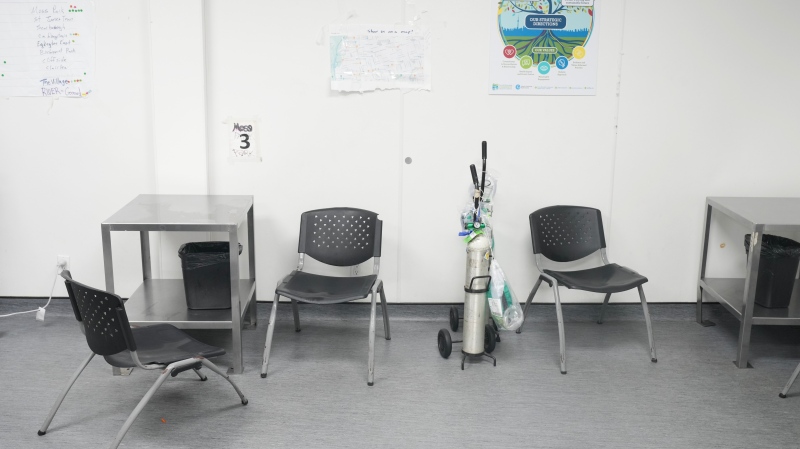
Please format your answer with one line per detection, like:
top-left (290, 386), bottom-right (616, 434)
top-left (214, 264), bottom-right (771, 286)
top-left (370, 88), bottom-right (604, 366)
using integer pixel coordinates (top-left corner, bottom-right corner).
top-left (597, 293), bottom-right (611, 324)
top-left (38, 352), bottom-right (95, 436)
top-left (378, 282), bottom-right (391, 340)
top-left (779, 362), bottom-right (800, 398)
top-left (192, 368), bottom-right (207, 381)
top-left (516, 278), bottom-right (542, 334)
top-left (110, 366), bottom-right (174, 448)
top-left (109, 357), bottom-right (245, 449)
top-left (553, 283), bottom-right (567, 374)
top-left (367, 289), bottom-right (377, 386)
top-left (637, 286), bottom-right (658, 363)
top-left (291, 299), bottom-right (301, 332)
top-left (260, 294), bottom-right (280, 378)
top-left (198, 358), bottom-right (248, 405)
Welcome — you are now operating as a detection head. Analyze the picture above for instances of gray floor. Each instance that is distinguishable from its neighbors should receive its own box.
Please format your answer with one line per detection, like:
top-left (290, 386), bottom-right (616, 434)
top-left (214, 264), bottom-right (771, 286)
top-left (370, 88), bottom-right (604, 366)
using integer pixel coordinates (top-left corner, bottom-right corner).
top-left (1, 298), bottom-right (800, 448)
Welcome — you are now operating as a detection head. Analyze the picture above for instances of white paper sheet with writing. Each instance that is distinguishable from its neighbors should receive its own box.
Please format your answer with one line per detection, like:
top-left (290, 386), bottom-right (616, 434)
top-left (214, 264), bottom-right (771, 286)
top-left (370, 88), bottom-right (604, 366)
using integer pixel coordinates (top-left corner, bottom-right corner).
top-left (329, 25), bottom-right (431, 92)
top-left (0, 1), bottom-right (95, 97)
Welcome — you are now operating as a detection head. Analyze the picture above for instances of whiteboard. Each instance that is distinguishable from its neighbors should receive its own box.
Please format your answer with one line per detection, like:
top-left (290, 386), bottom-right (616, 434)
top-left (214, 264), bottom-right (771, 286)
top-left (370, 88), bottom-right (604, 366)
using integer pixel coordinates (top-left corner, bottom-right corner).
top-left (0, 1), bottom-right (94, 97)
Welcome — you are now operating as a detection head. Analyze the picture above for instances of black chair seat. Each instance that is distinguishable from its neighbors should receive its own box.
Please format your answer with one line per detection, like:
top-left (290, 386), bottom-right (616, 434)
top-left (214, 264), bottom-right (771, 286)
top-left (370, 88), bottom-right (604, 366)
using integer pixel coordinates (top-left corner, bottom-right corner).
top-left (277, 271), bottom-right (377, 304)
top-left (544, 263), bottom-right (647, 294)
top-left (104, 324), bottom-right (225, 368)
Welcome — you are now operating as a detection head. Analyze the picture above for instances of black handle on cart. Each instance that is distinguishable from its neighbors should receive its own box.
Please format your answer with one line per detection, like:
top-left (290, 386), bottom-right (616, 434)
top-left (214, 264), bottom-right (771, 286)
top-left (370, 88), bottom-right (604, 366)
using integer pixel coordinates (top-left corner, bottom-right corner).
top-left (464, 275), bottom-right (492, 293)
top-left (480, 141), bottom-right (487, 195)
top-left (469, 164), bottom-right (481, 224)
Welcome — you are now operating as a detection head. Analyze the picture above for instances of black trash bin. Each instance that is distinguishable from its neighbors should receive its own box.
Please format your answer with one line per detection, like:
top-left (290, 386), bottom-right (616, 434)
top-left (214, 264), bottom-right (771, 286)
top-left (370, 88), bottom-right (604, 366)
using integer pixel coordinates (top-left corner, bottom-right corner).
top-left (744, 234), bottom-right (800, 308)
top-left (179, 242), bottom-right (243, 310)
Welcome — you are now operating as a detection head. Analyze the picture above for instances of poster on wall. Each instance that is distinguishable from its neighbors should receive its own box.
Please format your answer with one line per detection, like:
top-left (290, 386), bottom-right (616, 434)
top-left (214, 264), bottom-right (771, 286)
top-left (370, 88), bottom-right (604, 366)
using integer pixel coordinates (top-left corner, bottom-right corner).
top-left (0, 1), bottom-right (95, 97)
top-left (329, 25), bottom-right (431, 92)
top-left (489, 0), bottom-right (597, 96)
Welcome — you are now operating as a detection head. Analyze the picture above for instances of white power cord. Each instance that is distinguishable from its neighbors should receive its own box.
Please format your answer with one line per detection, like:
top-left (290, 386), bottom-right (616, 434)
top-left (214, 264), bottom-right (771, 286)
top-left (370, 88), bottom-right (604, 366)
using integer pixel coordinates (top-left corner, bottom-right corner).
top-left (0, 264), bottom-right (61, 320)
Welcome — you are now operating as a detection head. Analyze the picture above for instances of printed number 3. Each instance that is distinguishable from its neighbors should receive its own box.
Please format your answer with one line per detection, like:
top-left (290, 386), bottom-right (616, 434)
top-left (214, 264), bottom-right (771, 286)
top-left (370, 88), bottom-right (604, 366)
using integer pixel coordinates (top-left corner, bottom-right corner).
top-left (239, 133), bottom-right (250, 149)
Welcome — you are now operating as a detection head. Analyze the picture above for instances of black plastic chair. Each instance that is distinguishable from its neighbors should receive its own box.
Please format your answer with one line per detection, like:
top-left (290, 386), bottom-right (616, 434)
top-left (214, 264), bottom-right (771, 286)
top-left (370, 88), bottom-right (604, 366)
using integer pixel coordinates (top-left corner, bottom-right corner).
top-left (260, 207), bottom-right (390, 386)
top-left (516, 206), bottom-right (657, 374)
top-left (38, 271), bottom-right (247, 448)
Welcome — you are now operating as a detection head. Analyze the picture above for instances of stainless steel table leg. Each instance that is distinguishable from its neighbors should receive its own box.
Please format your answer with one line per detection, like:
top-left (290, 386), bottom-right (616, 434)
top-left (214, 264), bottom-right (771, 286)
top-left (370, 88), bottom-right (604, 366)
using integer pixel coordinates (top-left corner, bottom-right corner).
top-left (129, 231), bottom-right (150, 375)
top-left (103, 225), bottom-right (129, 376)
top-left (736, 318), bottom-right (755, 369)
top-left (229, 227), bottom-right (243, 374)
top-left (697, 202), bottom-right (715, 327)
top-left (102, 224), bottom-right (115, 293)
top-left (737, 228), bottom-right (763, 369)
top-left (245, 300), bottom-right (258, 329)
top-left (140, 231), bottom-right (151, 281)
top-left (246, 205), bottom-right (257, 328)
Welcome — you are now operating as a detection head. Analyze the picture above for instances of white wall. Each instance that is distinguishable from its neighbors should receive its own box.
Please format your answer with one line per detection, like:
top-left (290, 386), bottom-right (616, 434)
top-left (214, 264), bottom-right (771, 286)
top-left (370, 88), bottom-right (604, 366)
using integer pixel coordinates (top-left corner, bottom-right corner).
top-left (149, 0), bottom-right (211, 281)
top-left (203, 0), bottom-right (404, 299)
top-left (608, 0), bottom-right (800, 302)
top-left (0, 1), bottom-right (155, 297)
top-left (3, 0), bottom-right (799, 304)
top-left (396, 0), bottom-right (625, 304)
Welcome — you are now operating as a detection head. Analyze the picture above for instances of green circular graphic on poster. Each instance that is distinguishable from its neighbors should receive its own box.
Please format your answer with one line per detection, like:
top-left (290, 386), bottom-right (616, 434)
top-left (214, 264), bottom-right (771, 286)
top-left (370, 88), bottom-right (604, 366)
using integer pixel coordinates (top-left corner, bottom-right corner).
top-left (497, 1), bottom-right (594, 65)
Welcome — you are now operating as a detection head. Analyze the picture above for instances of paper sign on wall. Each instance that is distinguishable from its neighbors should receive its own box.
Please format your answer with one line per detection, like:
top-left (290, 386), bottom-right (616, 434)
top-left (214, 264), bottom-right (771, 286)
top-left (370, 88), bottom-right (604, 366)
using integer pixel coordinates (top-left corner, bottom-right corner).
top-left (329, 25), bottom-right (431, 92)
top-left (489, 0), bottom-right (598, 96)
top-left (0, 1), bottom-right (95, 97)
top-left (226, 119), bottom-right (261, 162)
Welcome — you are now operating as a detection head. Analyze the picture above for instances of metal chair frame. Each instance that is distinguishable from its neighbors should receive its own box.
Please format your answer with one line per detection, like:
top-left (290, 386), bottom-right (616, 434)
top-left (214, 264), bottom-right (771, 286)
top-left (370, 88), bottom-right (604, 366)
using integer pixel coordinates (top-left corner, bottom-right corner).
top-left (780, 362), bottom-right (800, 398)
top-left (38, 272), bottom-right (247, 449)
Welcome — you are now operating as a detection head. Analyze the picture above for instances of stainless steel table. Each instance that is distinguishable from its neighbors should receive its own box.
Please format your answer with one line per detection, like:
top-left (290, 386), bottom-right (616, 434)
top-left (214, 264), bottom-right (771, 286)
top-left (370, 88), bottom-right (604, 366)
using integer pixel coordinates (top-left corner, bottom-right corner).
top-left (102, 194), bottom-right (257, 374)
top-left (697, 197), bottom-right (800, 368)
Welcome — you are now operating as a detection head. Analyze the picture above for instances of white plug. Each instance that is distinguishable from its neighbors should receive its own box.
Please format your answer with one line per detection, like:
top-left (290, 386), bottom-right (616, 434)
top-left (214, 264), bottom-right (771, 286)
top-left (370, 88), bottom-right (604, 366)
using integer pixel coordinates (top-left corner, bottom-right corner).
top-left (57, 255), bottom-right (70, 271)
top-left (36, 307), bottom-right (45, 321)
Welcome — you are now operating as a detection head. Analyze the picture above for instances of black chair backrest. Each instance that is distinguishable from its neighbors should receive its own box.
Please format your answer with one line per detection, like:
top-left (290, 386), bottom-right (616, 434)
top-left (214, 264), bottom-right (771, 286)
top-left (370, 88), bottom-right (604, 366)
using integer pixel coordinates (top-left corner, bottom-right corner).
top-left (298, 207), bottom-right (382, 267)
top-left (62, 271), bottom-right (137, 355)
top-left (529, 205), bottom-right (607, 262)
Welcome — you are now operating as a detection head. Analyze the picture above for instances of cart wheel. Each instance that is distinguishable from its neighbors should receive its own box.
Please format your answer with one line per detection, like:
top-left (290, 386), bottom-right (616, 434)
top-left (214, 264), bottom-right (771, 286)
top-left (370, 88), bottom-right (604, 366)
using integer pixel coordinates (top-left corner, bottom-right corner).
top-left (438, 329), bottom-right (453, 359)
top-left (484, 324), bottom-right (497, 354)
top-left (491, 319), bottom-right (501, 343)
top-left (449, 306), bottom-right (460, 332)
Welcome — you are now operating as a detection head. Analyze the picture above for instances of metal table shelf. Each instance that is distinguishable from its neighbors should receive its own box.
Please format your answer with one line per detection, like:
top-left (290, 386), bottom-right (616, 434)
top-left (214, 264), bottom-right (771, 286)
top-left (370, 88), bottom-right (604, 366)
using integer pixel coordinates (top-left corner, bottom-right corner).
top-left (699, 278), bottom-right (800, 325)
top-left (697, 197), bottom-right (800, 368)
top-left (102, 194), bottom-right (257, 374)
top-left (126, 279), bottom-right (257, 329)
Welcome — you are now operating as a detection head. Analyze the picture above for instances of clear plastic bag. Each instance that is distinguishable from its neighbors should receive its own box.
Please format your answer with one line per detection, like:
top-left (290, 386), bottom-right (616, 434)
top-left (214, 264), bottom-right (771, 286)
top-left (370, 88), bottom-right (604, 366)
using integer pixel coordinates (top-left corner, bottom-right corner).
top-left (486, 260), bottom-right (524, 331)
top-left (464, 170), bottom-right (498, 204)
top-left (458, 170), bottom-right (499, 235)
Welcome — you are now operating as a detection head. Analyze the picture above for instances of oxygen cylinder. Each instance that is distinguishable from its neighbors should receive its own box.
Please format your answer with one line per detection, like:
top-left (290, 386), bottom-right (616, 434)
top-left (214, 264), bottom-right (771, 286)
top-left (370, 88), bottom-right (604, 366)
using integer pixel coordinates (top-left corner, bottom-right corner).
top-left (462, 233), bottom-right (492, 355)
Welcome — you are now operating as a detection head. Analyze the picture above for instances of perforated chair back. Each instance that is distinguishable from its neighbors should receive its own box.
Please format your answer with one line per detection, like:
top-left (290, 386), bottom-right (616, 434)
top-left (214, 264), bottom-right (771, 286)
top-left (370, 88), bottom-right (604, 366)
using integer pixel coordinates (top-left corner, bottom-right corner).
top-left (298, 207), bottom-right (382, 267)
top-left (63, 272), bottom-right (136, 356)
top-left (529, 205), bottom-right (607, 262)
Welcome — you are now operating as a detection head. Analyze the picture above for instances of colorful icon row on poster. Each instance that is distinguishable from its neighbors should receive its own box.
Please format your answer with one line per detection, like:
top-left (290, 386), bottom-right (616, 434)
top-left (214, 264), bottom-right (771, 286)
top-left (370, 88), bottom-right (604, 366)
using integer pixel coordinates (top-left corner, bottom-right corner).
top-left (503, 45), bottom-right (585, 72)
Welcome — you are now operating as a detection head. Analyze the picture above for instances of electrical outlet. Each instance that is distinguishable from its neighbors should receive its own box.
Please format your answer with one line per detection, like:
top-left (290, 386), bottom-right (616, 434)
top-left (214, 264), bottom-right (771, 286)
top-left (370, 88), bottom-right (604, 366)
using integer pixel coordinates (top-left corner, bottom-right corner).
top-left (57, 255), bottom-right (70, 271)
